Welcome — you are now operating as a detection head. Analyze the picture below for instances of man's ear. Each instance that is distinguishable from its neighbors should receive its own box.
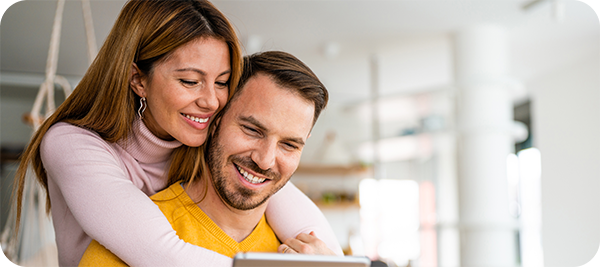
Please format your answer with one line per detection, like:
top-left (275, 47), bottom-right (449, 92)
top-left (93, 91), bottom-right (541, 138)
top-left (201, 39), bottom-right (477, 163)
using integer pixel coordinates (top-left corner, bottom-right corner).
top-left (130, 63), bottom-right (146, 97)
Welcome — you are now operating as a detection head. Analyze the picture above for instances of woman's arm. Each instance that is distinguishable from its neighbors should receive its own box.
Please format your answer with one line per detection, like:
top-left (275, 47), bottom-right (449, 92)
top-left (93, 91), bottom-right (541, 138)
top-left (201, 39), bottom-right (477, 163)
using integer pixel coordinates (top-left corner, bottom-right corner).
top-left (265, 182), bottom-right (344, 255)
top-left (41, 124), bottom-right (232, 266)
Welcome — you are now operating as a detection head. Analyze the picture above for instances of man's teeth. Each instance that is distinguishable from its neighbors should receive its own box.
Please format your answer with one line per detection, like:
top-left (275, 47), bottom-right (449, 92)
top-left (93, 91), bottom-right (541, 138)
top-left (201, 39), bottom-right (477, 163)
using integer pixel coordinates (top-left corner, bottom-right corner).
top-left (185, 114), bottom-right (209, 123)
top-left (237, 166), bottom-right (266, 184)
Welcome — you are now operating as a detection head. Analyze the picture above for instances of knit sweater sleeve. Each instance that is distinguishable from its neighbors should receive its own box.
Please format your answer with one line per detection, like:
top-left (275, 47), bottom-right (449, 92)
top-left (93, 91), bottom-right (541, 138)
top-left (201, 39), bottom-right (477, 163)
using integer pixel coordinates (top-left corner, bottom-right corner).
top-left (265, 182), bottom-right (344, 255)
top-left (40, 124), bottom-right (232, 266)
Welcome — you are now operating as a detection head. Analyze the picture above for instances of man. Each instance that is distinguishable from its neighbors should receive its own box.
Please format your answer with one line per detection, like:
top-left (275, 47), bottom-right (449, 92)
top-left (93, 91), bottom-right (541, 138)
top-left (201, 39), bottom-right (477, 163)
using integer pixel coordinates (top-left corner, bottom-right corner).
top-left (79, 51), bottom-right (336, 266)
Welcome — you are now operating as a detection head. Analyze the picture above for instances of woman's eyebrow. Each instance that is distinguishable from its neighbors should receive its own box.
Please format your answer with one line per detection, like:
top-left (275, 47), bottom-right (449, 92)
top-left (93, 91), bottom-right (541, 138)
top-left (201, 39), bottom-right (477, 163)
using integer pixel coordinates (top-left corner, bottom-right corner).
top-left (175, 68), bottom-right (206, 76)
top-left (175, 68), bottom-right (231, 77)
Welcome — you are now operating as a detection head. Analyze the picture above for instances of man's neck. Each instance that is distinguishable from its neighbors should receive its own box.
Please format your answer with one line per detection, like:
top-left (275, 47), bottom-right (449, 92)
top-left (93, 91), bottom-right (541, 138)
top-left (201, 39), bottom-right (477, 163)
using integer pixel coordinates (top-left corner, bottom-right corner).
top-left (184, 179), bottom-right (267, 243)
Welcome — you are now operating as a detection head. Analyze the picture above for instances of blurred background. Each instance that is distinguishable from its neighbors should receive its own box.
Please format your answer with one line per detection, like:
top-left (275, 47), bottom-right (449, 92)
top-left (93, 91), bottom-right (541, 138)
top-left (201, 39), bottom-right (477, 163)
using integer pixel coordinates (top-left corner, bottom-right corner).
top-left (1, 0), bottom-right (599, 267)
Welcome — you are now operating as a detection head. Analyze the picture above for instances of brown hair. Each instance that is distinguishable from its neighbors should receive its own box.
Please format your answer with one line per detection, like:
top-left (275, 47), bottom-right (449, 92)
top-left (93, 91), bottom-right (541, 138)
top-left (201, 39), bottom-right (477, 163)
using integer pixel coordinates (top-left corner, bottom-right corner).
top-left (13, 0), bottom-right (242, 236)
top-left (234, 51), bottom-right (328, 126)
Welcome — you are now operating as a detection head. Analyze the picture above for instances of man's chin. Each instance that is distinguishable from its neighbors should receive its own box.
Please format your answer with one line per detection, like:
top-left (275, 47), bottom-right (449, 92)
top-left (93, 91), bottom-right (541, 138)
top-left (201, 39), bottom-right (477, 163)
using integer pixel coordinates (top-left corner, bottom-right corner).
top-left (224, 194), bottom-right (269, 211)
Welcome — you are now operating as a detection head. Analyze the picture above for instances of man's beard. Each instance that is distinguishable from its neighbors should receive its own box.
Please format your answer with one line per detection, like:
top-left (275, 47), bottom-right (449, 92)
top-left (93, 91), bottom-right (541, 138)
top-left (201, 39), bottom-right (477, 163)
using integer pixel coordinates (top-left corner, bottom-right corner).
top-left (206, 128), bottom-right (285, 211)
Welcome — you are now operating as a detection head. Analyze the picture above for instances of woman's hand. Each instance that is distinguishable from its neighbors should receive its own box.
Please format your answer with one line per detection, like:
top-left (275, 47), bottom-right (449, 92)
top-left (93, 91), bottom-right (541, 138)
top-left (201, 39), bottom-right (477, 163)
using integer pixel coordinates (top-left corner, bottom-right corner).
top-left (278, 231), bottom-right (337, 255)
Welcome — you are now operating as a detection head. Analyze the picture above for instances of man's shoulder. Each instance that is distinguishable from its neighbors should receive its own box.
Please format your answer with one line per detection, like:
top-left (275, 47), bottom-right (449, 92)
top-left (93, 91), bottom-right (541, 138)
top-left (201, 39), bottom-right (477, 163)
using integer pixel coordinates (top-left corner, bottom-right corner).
top-left (150, 183), bottom-right (184, 202)
top-left (150, 182), bottom-right (194, 224)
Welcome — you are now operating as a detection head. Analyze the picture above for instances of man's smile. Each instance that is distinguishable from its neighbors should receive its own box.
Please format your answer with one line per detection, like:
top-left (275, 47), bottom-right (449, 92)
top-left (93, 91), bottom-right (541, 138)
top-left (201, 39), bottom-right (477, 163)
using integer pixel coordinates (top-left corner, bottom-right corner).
top-left (236, 164), bottom-right (267, 184)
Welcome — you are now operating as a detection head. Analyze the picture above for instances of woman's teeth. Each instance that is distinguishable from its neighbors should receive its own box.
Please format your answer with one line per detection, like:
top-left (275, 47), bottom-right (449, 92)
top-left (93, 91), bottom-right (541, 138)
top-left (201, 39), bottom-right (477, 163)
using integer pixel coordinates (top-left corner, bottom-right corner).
top-left (185, 114), bottom-right (208, 123)
top-left (237, 166), bottom-right (266, 184)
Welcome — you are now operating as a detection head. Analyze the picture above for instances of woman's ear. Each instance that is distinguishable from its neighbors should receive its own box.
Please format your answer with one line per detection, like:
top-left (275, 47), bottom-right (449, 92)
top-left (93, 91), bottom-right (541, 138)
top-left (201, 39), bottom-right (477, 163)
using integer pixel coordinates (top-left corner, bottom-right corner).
top-left (130, 63), bottom-right (146, 97)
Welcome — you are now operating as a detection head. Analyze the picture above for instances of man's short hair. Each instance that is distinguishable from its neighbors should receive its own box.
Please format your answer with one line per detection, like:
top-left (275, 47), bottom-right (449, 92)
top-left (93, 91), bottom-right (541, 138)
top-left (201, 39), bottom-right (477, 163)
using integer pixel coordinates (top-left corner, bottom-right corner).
top-left (228, 51), bottom-right (329, 126)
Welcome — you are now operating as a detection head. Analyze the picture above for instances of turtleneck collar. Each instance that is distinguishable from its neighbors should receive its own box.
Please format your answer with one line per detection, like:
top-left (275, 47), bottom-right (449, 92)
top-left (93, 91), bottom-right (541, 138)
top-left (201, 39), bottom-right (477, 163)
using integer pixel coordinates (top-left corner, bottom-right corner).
top-left (119, 118), bottom-right (182, 164)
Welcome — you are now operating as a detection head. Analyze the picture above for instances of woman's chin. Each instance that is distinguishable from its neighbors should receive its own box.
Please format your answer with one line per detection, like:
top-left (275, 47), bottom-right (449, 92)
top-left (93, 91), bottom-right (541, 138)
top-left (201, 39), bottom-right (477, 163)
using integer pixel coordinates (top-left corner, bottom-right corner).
top-left (180, 135), bottom-right (208, 147)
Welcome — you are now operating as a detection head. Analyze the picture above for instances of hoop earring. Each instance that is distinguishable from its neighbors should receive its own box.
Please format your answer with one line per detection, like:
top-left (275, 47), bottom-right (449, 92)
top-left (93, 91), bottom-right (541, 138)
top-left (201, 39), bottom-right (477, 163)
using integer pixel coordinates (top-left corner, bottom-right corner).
top-left (138, 97), bottom-right (147, 119)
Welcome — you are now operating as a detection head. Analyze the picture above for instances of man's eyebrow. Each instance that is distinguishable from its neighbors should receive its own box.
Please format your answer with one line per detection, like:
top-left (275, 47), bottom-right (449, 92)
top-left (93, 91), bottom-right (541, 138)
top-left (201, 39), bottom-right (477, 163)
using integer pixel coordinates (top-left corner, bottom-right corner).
top-left (239, 116), bottom-right (305, 146)
top-left (285, 137), bottom-right (306, 147)
top-left (239, 116), bottom-right (267, 132)
top-left (175, 68), bottom-right (231, 77)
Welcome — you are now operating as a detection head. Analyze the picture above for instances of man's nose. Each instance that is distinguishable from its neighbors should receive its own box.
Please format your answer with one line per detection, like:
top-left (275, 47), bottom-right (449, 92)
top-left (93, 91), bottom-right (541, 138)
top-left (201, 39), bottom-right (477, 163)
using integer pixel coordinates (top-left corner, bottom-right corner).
top-left (251, 140), bottom-right (277, 172)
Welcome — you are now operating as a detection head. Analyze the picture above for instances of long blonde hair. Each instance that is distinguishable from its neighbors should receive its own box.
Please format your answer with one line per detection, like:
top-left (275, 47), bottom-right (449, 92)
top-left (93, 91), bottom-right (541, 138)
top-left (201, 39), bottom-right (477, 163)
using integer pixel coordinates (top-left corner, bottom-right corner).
top-left (13, 0), bottom-right (242, 236)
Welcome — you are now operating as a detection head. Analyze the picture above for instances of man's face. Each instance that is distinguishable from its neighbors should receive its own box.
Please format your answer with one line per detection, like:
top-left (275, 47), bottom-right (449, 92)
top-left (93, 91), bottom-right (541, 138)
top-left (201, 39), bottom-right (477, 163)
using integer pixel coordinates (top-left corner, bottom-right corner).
top-left (207, 73), bottom-right (315, 210)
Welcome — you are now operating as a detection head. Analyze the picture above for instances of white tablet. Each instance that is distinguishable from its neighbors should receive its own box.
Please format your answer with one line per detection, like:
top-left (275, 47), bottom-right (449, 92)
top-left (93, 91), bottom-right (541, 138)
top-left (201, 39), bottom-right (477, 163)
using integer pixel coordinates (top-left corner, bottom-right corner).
top-left (232, 252), bottom-right (371, 267)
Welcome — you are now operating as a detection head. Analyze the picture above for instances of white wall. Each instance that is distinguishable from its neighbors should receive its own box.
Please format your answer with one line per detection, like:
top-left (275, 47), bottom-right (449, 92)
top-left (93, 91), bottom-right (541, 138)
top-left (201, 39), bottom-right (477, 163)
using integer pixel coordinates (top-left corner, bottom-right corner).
top-left (530, 55), bottom-right (600, 267)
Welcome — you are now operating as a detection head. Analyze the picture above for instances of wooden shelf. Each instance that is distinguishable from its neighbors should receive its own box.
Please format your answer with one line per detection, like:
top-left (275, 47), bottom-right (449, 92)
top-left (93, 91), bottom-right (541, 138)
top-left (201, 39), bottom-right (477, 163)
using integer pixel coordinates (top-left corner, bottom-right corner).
top-left (1, 153), bottom-right (21, 163)
top-left (315, 201), bottom-right (360, 210)
top-left (1, 145), bottom-right (24, 164)
top-left (295, 164), bottom-right (370, 176)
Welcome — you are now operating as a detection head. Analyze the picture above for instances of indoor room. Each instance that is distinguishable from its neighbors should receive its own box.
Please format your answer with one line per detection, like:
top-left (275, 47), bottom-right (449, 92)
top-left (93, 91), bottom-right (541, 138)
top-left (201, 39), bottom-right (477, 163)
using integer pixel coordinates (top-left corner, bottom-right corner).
top-left (1, 0), bottom-right (599, 267)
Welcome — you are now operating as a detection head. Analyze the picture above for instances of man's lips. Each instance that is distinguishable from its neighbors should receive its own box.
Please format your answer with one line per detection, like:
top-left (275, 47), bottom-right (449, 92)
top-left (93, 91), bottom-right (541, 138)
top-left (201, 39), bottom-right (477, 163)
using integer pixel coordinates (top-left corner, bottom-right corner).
top-left (235, 164), bottom-right (268, 184)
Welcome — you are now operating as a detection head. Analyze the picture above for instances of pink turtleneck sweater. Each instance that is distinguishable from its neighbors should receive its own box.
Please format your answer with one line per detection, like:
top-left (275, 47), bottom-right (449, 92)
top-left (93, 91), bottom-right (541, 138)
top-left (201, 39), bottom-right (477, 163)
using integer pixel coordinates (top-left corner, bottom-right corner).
top-left (40, 119), bottom-right (341, 266)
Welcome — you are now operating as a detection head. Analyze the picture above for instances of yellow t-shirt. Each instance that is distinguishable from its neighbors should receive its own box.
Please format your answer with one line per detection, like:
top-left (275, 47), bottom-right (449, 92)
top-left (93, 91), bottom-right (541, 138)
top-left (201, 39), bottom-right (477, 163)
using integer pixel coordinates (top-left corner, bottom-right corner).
top-left (79, 183), bottom-right (280, 266)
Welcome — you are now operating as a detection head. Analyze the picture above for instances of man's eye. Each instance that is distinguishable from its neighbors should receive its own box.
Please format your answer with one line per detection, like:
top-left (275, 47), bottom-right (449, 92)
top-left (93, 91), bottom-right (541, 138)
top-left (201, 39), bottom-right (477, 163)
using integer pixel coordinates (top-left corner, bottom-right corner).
top-left (282, 142), bottom-right (298, 150)
top-left (242, 125), bottom-right (260, 135)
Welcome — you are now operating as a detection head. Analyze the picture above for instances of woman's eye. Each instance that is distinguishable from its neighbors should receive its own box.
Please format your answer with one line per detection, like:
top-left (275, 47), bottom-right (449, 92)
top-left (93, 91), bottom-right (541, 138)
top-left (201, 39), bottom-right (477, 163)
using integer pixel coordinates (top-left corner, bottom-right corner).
top-left (216, 81), bottom-right (229, 88)
top-left (180, 79), bottom-right (198, 86)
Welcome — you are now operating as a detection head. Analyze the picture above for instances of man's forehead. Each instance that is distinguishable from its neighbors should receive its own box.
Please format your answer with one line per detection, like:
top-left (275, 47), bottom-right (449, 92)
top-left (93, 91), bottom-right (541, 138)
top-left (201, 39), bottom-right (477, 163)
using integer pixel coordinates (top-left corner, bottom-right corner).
top-left (227, 74), bottom-right (314, 138)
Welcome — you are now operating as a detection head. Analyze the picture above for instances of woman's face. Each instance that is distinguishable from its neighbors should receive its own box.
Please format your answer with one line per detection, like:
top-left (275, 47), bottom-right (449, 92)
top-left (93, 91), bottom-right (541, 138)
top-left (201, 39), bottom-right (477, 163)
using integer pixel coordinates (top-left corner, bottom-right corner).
top-left (132, 37), bottom-right (231, 147)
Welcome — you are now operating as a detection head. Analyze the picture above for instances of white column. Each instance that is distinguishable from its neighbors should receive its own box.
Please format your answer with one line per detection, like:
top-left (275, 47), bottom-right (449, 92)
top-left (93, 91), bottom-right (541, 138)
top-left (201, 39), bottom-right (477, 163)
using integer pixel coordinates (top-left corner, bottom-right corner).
top-left (435, 133), bottom-right (461, 267)
top-left (455, 25), bottom-right (519, 267)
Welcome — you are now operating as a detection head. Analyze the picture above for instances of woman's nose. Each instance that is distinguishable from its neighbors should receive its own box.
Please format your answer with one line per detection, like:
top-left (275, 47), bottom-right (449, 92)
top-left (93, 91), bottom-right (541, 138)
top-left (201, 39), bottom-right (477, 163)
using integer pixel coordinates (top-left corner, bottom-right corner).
top-left (196, 83), bottom-right (219, 111)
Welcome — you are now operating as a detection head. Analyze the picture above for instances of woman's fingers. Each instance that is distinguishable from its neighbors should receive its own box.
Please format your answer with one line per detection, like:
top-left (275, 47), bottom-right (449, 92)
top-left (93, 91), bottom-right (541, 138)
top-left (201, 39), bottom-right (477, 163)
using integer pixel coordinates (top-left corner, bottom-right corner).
top-left (282, 232), bottom-right (336, 255)
top-left (295, 231), bottom-right (319, 243)
top-left (278, 244), bottom-right (297, 254)
top-left (285, 236), bottom-right (314, 254)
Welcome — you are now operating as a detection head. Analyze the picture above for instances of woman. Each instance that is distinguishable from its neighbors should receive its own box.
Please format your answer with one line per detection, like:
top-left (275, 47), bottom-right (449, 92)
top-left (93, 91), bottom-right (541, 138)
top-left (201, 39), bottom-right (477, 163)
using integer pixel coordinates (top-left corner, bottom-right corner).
top-left (13, 0), bottom-right (341, 266)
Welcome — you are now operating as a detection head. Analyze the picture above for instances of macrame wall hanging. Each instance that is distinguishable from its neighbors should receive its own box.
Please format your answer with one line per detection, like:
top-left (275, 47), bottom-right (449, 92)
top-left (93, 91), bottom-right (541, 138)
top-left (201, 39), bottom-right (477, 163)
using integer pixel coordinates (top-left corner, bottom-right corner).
top-left (1, 0), bottom-right (97, 265)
